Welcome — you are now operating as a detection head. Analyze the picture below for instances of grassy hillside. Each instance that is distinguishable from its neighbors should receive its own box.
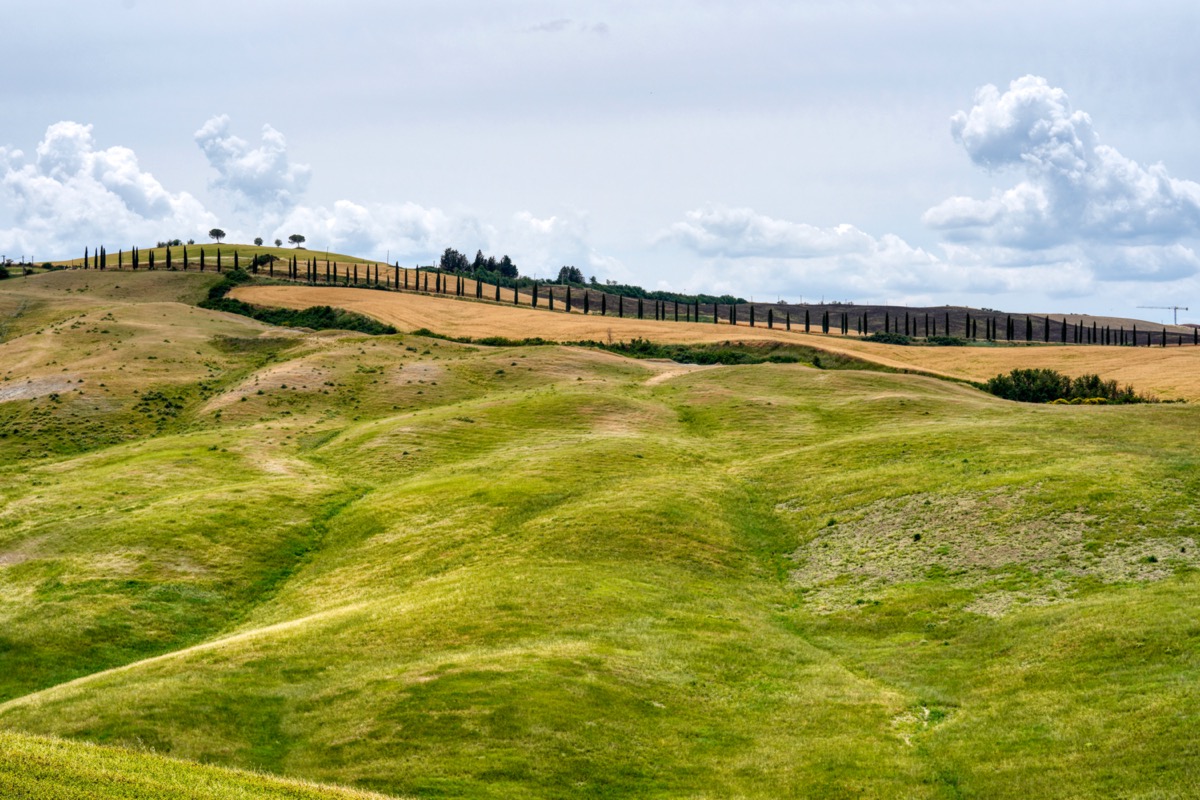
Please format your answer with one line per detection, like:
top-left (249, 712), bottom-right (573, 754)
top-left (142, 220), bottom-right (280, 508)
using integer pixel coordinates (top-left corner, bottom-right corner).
top-left (0, 270), bottom-right (1198, 798)
top-left (0, 730), bottom-right (399, 799)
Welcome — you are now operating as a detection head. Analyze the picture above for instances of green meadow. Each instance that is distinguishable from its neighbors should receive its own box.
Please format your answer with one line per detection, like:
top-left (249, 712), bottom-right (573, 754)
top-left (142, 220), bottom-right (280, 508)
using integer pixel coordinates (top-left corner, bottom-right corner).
top-left (1, 269), bottom-right (1197, 798)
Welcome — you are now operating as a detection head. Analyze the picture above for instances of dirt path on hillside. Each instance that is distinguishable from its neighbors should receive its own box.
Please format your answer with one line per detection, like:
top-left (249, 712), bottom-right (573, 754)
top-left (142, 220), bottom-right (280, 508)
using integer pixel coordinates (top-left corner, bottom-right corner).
top-left (230, 285), bottom-right (1200, 400)
top-left (0, 601), bottom-right (373, 713)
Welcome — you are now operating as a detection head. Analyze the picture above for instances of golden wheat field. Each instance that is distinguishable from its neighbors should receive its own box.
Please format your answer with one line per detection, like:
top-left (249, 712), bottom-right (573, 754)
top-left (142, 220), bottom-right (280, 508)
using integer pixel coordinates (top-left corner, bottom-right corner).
top-left (229, 283), bottom-right (1200, 400)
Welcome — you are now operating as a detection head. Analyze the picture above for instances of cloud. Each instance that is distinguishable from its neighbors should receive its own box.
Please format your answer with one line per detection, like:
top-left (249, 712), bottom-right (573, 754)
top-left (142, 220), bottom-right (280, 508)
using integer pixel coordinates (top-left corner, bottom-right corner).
top-left (272, 200), bottom-right (484, 263)
top-left (270, 203), bottom-right (624, 278)
top-left (658, 202), bottom-right (1200, 305)
top-left (525, 18), bottom-right (608, 35)
top-left (498, 210), bottom-right (623, 278)
top-left (924, 75), bottom-right (1200, 249)
top-left (195, 115), bottom-right (311, 213)
top-left (659, 205), bottom-right (880, 258)
top-left (659, 205), bottom-right (952, 301)
top-left (0, 121), bottom-right (214, 258)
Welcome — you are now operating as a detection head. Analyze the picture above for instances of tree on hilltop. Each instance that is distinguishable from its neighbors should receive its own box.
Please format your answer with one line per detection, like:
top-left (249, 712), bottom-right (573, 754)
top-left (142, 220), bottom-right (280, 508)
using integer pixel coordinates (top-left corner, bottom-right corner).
top-left (254, 237), bottom-right (263, 246)
top-left (439, 247), bottom-right (469, 272)
top-left (556, 265), bottom-right (584, 284)
top-left (288, 234), bottom-right (306, 247)
top-left (274, 238), bottom-right (283, 247)
top-left (208, 228), bottom-right (226, 243)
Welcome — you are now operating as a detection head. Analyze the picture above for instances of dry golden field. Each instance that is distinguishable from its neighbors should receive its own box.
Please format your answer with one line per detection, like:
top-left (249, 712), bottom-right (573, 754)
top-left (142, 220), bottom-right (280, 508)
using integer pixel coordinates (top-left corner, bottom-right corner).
top-left (230, 284), bottom-right (1200, 400)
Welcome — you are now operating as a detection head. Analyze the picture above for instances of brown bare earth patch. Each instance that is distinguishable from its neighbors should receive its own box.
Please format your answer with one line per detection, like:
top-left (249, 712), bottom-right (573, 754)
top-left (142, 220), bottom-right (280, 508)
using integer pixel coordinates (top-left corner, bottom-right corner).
top-left (786, 490), bottom-right (1198, 615)
top-left (229, 285), bottom-right (1200, 400)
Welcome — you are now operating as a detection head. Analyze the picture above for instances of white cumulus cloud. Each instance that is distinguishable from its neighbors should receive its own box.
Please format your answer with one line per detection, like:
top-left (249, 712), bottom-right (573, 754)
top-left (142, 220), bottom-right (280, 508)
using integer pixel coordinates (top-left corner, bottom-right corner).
top-left (272, 200), bottom-right (484, 263)
top-left (924, 75), bottom-right (1200, 249)
top-left (659, 205), bottom-right (881, 259)
top-left (498, 210), bottom-right (623, 279)
top-left (195, 115), bottom-right (311, 213)
top-left (0, 121), bottom-right (214, 258)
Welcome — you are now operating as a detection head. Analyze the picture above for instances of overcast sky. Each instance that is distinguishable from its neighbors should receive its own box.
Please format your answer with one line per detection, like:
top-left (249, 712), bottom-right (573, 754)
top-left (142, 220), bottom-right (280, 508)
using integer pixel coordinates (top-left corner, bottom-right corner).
top-left (3, 0), bottom-right (1200, 321)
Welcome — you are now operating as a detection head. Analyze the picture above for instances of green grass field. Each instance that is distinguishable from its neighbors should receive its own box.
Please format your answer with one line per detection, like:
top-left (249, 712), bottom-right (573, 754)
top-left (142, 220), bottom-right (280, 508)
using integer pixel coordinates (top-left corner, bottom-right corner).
top-left (1, 269), bottom-right (1197, 798)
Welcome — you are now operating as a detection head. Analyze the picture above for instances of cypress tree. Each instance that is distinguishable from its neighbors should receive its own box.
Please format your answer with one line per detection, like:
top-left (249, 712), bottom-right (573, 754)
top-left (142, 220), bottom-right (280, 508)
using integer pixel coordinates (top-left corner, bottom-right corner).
top-left (945, 311), bottom-right (950, 337)
top-left (619, 296), bottom-right (624, 317)
top-left (1026, 316), bottom-right (1032, 341)
top-left (513, 282), bottom-right (519, 305)
top-left (924, 313), bottom-right (929, 337)
top-left (549, 288), bottom-right (555, 310)
top-left (1092, 320), bottom-right (1097, 344)
top-left (495, 280), bottom-right (500, 302)
top-left (768, 309), bottom-right (773, 329)
top-left (750, 305), bottom-right (755, 327)
top-left (674, 301), bottom-right (678, 322)
top-left (566, 287), bottom-right (572, 312)
top-left (602, 293), bottom-right (607, 315)
top-left (1162, 328), bottom-right (1167, 347)
top-left (1061, 318), bottom-right (1068, 343)
top-left (584, 291), bottom-right (590, 315)
top-left (149, 249), bottom-right (155, 269)
top-left (638, 297), bottom-right (644, 319)
top-left (84, 246), bottom-right (89, 268)
top-left (885, 311), bottom-right (890, 333)
top-left (1044, 315), bottom-right (1050, 342)
top-left (729, 303), bottom-right (735, 325)
top-left (805, 308), bottom-right (810, 332)
top-left (713, 302), bottom-right (718, 324)
top-left (786, 312), bottom-right (791, 331)
top-left (533, 283), bottom-right (539, 307)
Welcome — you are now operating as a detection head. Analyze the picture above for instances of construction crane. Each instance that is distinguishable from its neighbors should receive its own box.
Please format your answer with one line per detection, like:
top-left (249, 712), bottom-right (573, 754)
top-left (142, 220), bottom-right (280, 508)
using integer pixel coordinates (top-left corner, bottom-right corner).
top-left (1138, 305), bottom-right (1189, 325)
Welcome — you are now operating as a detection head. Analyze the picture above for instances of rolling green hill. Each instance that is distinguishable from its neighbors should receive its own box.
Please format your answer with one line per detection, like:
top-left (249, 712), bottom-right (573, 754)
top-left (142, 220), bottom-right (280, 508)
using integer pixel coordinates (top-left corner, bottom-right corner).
top-left (1, 270), bottom-right (1198, 798)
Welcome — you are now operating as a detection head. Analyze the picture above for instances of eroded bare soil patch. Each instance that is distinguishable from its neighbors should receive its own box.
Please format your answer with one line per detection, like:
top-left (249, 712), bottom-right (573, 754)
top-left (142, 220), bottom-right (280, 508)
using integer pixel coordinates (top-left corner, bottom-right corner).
top-left (786, 489), bottom-right (1197, 615)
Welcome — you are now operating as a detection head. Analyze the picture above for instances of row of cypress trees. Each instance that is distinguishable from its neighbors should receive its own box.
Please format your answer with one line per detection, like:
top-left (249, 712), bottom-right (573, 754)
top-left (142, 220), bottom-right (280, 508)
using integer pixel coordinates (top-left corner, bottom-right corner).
top-left (73, 244), bottom-right (1198, 346)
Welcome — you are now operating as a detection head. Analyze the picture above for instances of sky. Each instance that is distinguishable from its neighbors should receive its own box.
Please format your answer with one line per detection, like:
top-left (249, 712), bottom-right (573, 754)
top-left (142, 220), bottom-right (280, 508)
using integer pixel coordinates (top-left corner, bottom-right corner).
top-left (3, 0), bottom-right (1200, 322)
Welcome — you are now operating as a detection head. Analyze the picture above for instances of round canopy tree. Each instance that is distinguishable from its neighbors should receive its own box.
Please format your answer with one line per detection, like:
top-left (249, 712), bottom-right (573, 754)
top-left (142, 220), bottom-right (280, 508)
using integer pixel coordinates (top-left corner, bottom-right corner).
top-left (208, 228), bottom-right (226, 243)
top-left (288, 234), bottom-right (306, 247)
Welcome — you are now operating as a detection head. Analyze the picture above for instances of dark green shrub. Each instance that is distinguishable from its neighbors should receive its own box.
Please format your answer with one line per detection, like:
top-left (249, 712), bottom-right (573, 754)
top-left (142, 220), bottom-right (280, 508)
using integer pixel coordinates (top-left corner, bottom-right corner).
top-left (865, 332), bottom-right (911, 345)
top-left (984, 368), bottom-right (1150, 404)
top-left (926, 336), bottom-right (967, 346)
